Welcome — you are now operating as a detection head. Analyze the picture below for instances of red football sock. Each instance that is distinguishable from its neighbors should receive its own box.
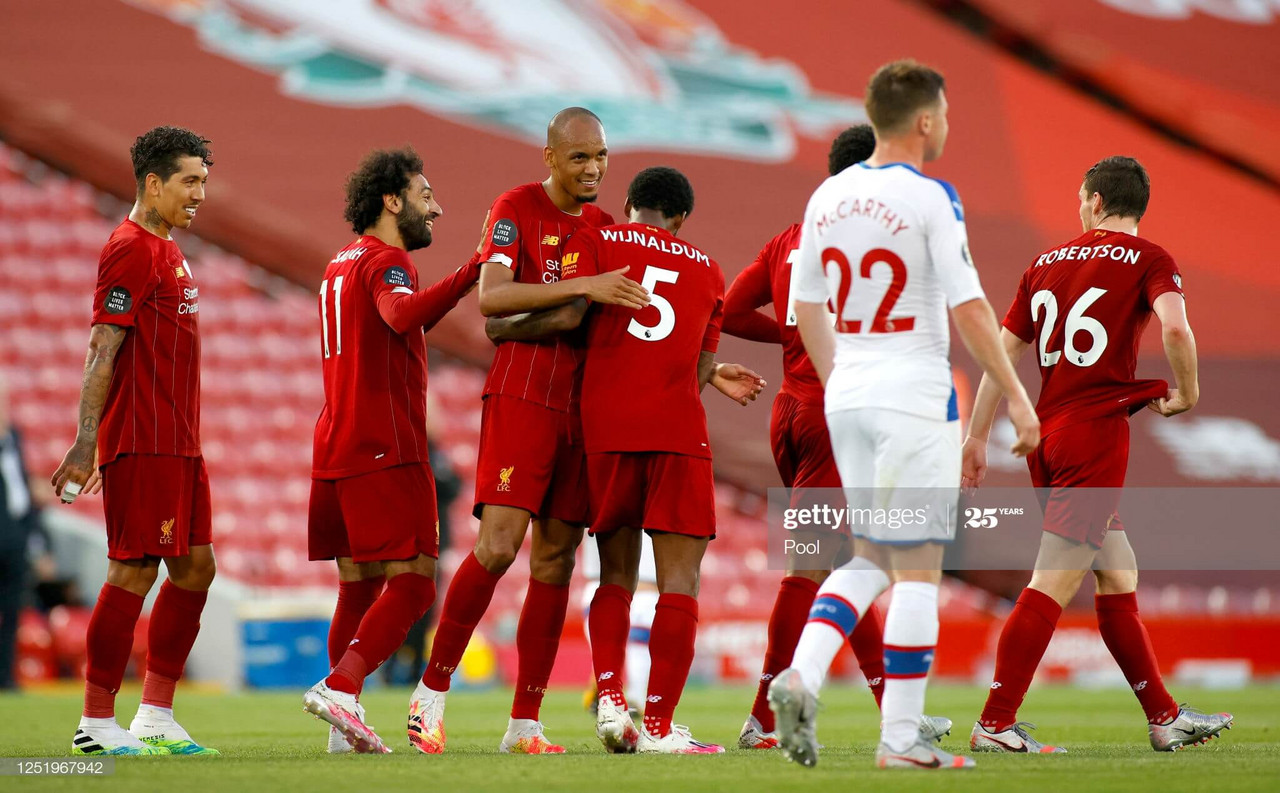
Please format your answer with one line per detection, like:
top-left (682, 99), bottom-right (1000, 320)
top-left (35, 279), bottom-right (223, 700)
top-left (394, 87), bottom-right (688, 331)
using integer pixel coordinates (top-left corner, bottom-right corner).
top-left (849, 600), bottom-right (887, 709)
top-left (511, 578), bottom-right (570, 720)
top-left (83, 584), bottom-right (145, 718)
top-left (589, 584), bottom-right (632, 709)
top-left (422, 552), bottom-right (503, 691)
top-left (642, 594), bottom-right (698, 738)
top-left (750, 576), bottom-right (818, 732)
top-left (327, 572), bottom-right (434, 695)
top-left (329, 576), bottom-right (385, 668)
top-left (141, 580), bottom-right (209, 709)
top-left (980, 587), bottom-right (1062, 731)
top-left (1096, 592), bottom-right (1178, 724)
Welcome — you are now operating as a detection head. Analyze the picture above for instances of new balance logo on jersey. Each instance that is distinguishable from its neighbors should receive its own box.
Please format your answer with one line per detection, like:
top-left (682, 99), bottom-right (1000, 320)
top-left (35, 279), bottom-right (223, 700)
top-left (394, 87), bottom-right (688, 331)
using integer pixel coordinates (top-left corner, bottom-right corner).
top-left (159, 518), bottom-right (175, 544)
top-left (497, 466), bottom-right (514, 492)
top-left (598, 671), bottom-right (615, 681)
top-left (541, 235), bottom-right (560, 246)
top-left (174, 265), bottom-right (186, 279)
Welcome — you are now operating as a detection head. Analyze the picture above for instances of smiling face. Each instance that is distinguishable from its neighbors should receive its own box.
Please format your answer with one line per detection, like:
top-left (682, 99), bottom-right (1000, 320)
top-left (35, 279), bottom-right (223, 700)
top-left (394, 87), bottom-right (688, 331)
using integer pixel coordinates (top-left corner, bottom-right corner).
top-left (545, 116), bottom-right (608, 205)
top-left (394, 173), bottom-right (442, 251)
top-left (149, 155), bottom-right (208, 230)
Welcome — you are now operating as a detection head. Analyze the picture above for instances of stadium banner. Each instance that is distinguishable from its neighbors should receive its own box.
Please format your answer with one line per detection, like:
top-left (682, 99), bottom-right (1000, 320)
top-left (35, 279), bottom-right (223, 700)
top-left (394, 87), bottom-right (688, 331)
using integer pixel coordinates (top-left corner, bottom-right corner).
top-left (766, 487), bottom-right (1280, 570)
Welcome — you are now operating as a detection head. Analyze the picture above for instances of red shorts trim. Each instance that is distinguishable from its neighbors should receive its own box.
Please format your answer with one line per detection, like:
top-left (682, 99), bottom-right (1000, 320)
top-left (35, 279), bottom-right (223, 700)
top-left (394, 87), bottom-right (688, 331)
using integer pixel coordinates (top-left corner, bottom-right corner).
top-left (1028, 417), bottom-right (1129, 548)
top-left (474, 395), bottom-right (587, 524)
top-left (770, 392), bottom-right (840, 493)
top-left (102, 454), bottom-right (212, 561)
top-left (586, 452), bottom-right (715, 538)
top-left (308, 463), bottom-right (439, 563)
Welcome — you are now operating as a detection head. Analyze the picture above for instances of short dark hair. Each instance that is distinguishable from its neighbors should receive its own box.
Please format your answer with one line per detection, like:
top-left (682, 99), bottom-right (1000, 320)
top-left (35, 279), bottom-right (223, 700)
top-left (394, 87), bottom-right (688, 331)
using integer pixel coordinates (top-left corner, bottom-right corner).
top-left (130, 126), bottom-right (212, 192)
top-left (1083, 156), bottom-right (1150, 221)
top-left (344, 147), bottom-right (424, 234)
top-left (865, 60), bottom-right (946, 134)
top-left (626, 167), bottom-right (694, 219)
top-left (828, 124), bottom-right (876, 175)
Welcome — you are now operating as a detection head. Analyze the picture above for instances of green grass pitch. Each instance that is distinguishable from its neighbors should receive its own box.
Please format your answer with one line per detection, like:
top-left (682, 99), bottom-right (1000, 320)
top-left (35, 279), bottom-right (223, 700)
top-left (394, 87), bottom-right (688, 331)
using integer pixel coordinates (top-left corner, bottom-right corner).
top-left (3, 683), bottom-right (1277, 792)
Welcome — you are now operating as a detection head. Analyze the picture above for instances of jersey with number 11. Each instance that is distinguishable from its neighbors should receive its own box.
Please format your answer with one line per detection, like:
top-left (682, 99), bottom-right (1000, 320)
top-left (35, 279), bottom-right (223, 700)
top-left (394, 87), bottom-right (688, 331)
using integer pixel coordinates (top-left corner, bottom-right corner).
top-left (312, 235), bottom-right (429, 479)
top-left (792, 162), bottom-right (985, 421)
top-left (562, 223), bottom-right (725, 458)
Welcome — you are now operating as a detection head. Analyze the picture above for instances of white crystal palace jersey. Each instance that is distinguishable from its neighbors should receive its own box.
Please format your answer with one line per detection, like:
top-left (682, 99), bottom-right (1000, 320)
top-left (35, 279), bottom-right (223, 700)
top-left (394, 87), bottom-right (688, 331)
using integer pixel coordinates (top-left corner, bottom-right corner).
top-left (792, 162), bottom-right (985, 421)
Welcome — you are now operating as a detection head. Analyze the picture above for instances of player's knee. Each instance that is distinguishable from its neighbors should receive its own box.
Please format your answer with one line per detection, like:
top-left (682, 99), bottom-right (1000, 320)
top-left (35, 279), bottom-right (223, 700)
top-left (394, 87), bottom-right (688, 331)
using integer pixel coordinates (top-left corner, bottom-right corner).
top-left (1094, 568), bottom-right (1137, 595)
top-left (657, 569), bottom-right (700, 598)
top-left (1029, 568), bottom-right (1087, 607)
top-left (107, 560), bottom-right (159, 596)
top-left (474, 537), bottom-right (518, 574)
top-left (530, 552), bottom-right (575, 586)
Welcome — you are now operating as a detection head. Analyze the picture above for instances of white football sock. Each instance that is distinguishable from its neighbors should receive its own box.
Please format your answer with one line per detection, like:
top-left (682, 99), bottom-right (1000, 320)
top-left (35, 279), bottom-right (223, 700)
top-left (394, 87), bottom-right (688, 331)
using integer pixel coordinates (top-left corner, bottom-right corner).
top-left (625, 589), bottom-right (658, 704)
top-left (880, 581), bottom-right (939, 751)
top-left (790, 557), bottom-right (889, 695)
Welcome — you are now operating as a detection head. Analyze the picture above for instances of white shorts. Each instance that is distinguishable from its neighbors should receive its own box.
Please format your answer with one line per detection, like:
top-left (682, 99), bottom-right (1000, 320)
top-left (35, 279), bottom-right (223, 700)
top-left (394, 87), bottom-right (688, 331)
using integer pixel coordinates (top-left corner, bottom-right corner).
top-left (826, 407), bottom-right (961, 544)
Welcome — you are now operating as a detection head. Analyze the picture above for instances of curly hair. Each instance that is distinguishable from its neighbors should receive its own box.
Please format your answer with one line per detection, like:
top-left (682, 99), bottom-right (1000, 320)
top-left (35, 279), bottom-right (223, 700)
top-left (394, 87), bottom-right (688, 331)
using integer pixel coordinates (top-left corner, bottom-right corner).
top-left (626, 166), bottom-right (694, 219)
top-left (130, 126), bottom-right (213, 192)
top-left (828, 124), bottom-right (876, 176)
top-left (343, 147), bottom-right (424, 234)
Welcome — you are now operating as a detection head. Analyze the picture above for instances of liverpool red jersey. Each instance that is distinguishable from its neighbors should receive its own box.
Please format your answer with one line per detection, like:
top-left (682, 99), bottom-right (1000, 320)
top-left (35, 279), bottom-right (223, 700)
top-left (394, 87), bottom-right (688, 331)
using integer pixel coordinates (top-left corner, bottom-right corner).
top-left (1003, 229), bottom-right (1183, 437)
top-left (312, 235), bottom-right (476, 479)
top-left (723, 223), bottom-right (826, 405)
top-left (563, 223), bottom-right (725, 458)
top-left (478, 182), bottom-right (614, 412)
top-left (91, 220), bottom-right (201, 466)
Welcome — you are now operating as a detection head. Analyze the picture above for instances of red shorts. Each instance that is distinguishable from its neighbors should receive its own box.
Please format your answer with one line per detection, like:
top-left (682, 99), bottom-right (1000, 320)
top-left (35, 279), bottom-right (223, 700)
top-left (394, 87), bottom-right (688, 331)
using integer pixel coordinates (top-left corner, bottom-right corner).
top-left (474, 395), bottom-right (587, 524)
top-left (101, 454), bottom-right (212, 561)
top-left (586, 452), bottom-right (715, 538)
top-left (308, 463), bottom-right (439, 563)
top-left (1028, 416), bottom-right (1129, 549)
top-left (770, 392), bottom-right (841, 492)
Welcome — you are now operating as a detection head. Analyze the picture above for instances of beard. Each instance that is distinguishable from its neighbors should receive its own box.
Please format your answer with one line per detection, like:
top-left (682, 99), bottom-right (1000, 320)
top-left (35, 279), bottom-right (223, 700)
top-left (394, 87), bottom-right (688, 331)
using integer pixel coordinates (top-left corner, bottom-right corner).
top-left (574, 193), bottom-right (599, 204)
top-left (398, 203), bottom-right (434, 251)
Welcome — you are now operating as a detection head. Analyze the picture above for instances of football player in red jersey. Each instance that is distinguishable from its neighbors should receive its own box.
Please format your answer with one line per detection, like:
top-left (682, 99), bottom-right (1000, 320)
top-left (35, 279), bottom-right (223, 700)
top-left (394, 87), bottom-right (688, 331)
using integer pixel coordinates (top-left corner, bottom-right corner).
top-left (51, 127), bottom-right (218, 756)
top-left (302, 147), bottom-right (481, 754)
top-left (963, 157), bottom-right (1232, 753)
top-left (723, 124), bottom-right (951, 750)
top-left (566, 166), bottom-right (726, 753)
top-left (413, 107), bottom-right (652, 755)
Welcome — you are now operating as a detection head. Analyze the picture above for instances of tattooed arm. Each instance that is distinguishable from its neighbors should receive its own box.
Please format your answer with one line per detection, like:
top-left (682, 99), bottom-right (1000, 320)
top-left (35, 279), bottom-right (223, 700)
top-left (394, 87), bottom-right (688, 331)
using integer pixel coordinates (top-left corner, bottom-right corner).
top-left (52, 324), bottom-right (127, 498)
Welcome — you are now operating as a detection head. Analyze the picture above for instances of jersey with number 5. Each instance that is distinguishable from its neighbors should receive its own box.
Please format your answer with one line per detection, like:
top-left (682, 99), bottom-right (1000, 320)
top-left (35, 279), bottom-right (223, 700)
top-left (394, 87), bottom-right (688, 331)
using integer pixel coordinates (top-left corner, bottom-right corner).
top-left (1003, 229), bottom-right (1183, 437)
top-left (313, 236), bottom-right (429, 479)
top-left (792, 162), bottom-right (985, 421)
top-left (561, 223), bottom-right (725, 458)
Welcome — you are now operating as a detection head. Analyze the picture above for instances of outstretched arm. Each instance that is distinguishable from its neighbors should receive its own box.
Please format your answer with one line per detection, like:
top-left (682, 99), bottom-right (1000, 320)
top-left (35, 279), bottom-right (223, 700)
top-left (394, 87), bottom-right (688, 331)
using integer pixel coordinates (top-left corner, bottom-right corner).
top-left (52, 324), bottom-right (126, 500)
top-left (377, 256), bottom-right (482, 334)
top-left (477, 262), bottom-right (648, 317)
top-left (723, 257), bottom-right (781, 344)
top-left (485, 300), bottom-right (589, 344)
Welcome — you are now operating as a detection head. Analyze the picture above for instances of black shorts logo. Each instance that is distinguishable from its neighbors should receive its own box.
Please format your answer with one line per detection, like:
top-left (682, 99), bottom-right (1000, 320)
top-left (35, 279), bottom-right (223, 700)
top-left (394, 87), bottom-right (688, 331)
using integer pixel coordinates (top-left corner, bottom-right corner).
top-left (383, 265), bottom-right (412, 287)
top-left (491, 218), bottom-right (518, 247)
top-left (104, 286), bottom-right (132, 314)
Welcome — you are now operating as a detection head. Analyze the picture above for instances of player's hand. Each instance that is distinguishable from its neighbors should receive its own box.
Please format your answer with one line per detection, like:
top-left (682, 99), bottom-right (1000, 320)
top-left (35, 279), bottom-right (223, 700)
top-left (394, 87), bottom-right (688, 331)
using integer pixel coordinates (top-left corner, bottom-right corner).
top-left (960, 436), bottom-right (988, 491)
top-left (82, 446), bottom-right (103, 495)
top-left (1147, 388), bottom-right (1195, 417)
top-left (1006, 397), bottom-right (1040, 457)
top-left (711, 363), bottom-right (767, 406)
top-left (51, 438), bottom-right (96, 502)
top-left (475, 210), bottom-right (491, 255)
top-left (583, 266), bottom-right (650, 310)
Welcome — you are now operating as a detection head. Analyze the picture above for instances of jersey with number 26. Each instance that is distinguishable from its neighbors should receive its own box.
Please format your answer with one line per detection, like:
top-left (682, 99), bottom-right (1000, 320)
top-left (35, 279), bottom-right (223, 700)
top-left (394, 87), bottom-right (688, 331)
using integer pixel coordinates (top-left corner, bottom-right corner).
top-left (1003, 229), bottom-right (1182, 437)
top-left (792, 162), bottom-right (985, 421)
top-left (562, 223), bottom-right (725, 458)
